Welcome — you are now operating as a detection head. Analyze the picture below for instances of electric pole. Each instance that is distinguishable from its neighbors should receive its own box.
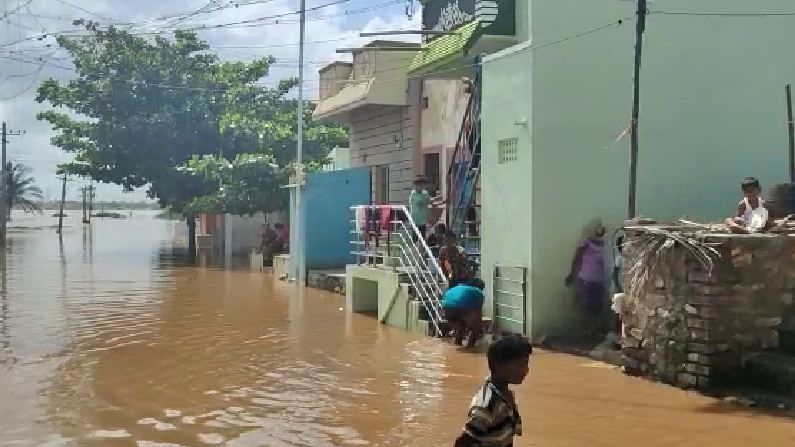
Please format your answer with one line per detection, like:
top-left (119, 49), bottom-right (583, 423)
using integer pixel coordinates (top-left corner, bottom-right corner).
top-left (786, 85), bottom-right (795, 182)
top-left (1, 122), bottom-right (25, 246)
top-left (82, 186), bottom-right (88, 224)
top-left (57, 174), bottom-right (67, 236)
top-left (627, 0), bottom-right (647, 219)
top-left (87, 184), bottom-right (95, 224)
top-left (292, 0), bottom-right (307, 284)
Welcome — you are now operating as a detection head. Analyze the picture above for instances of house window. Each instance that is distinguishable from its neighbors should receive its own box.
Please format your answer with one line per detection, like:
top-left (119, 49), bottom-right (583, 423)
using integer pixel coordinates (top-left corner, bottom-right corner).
top-left (422, 96), bottom-right (429, 109)
top-left (424, 153), bottom-right (440, 196)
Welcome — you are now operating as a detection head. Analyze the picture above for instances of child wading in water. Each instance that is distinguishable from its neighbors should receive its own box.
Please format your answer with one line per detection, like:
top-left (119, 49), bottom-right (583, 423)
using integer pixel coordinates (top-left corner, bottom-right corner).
top-left (565, 218), bottom-right (607, 333)
top-left (454, 335), bottom-right (532, 447)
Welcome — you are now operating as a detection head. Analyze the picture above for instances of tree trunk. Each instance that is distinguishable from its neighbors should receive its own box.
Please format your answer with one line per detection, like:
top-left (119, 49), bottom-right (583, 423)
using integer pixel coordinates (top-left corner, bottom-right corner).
top-left (186, 216), bottom-right (197, 263)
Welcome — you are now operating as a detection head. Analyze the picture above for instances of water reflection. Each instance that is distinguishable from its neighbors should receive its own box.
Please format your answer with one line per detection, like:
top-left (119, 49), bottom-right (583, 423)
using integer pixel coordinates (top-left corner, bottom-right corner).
top-left (1, 211), bottom-right (795, 447)
top-left (0, 247), bottom-right (11, 366)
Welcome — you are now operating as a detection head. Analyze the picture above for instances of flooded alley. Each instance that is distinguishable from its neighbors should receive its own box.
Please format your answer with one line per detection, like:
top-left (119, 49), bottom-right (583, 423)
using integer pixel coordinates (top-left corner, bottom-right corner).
top-left (1, 213), bottom-right (794, 447)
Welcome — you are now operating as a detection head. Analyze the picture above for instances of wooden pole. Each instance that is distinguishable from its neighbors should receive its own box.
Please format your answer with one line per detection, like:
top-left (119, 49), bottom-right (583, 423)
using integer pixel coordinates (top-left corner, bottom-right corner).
top-left (787, 85), bottom-right (795, 182)
top-left (87, 184), bottom-right (94, 224)
top-left (81, 186), bottom-right (88, 224)
top-left (57, 175), bottom-right (66, 235)
top-left (628, 0), bottom-right (647, 219)
top-left (0, 123), bottom-right (6, 246)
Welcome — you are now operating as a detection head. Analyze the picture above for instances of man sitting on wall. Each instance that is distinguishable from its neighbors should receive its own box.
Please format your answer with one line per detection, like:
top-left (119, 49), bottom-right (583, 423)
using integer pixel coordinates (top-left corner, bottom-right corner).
top-left (442, 278), bottom-right (486, 348)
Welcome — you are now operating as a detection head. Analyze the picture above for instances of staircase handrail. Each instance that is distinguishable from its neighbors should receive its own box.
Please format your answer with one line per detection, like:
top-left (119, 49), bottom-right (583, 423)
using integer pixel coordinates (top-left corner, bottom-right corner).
top-left (350, 205), bottom-right (448, 285)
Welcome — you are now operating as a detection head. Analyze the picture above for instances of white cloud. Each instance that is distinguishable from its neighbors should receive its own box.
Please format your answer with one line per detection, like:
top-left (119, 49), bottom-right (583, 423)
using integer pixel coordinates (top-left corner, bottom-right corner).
top-left (0, 0), bottom-right (421, 202)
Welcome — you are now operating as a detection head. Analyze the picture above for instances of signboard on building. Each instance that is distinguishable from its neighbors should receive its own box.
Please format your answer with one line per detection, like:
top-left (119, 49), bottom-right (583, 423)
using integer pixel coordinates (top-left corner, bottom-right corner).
top-left (422, 0), bottom-right (476, 33)
top-left (422, 0), bottom-right (515, 38)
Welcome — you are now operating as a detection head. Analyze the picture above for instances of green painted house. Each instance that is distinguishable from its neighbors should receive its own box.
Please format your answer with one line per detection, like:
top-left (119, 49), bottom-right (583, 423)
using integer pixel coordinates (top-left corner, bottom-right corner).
top-left (480, 0), bottom-right (795, 339)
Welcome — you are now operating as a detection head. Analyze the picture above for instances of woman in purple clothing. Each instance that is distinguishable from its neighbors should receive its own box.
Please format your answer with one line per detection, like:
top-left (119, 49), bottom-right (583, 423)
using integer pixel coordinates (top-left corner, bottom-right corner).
top-left (565, 218), bottom-right (607, 329)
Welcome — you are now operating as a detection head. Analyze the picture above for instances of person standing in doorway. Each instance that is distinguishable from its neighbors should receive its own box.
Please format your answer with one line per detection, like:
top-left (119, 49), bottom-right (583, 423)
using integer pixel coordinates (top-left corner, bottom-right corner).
top-left (565, 218), bottom-right (607, 334)
top-left (408, 176), bottom-right (432, 237)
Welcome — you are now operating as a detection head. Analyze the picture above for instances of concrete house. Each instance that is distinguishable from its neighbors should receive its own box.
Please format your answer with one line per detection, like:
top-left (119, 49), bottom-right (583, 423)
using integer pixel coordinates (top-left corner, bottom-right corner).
top-left (411, 0), bottom-right (518, 207)
top-left (313, 41), bottom-right (422, 204)
top-left (480, 0), bottom-right (795, 339)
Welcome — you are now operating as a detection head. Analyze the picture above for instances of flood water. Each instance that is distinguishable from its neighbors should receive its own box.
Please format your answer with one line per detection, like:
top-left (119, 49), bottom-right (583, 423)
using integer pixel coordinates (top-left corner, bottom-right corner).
top-left (1, 212), bottom-right (794, 446)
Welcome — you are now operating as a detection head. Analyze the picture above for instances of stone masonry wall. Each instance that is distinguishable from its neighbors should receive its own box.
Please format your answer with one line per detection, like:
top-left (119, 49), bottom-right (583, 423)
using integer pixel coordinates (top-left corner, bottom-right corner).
top-left (621, 230), bottom-right (795, 390)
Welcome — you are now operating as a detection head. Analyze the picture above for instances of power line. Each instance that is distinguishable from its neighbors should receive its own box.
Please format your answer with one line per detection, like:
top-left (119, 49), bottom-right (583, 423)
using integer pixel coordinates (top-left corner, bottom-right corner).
top-left (0, 0), bottom-right (33, 17)
top-left (650, 10), bottom-right (795, 17)
top-left (0, 61), bottom-right (45, 100)
top-left (0, 0), bottom-right (365, 49)
top-left (514, 16), bottom-right (632, 54)
top-left (1, 15), bottom-right (633, 96)
top-left (51, 0), bottom-right (118, 23)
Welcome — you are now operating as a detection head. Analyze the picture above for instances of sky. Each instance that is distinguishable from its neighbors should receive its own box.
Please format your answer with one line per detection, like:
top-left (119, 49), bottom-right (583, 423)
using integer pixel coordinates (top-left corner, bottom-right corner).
top-left (0, 0), bottom-right (421, 202)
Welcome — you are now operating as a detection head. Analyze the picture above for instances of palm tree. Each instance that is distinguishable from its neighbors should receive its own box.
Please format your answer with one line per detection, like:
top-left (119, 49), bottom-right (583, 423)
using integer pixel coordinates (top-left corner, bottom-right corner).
top-left (5, 163), bottom-right (43, 219)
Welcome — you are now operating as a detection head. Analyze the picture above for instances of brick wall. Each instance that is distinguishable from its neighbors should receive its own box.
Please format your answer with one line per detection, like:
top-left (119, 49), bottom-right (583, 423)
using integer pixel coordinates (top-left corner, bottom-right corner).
top-left (621, 229), bottom-right (795, 389)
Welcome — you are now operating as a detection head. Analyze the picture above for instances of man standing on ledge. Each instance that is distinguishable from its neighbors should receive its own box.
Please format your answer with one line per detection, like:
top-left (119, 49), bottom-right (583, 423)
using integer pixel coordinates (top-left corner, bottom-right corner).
top-left (408, 176), bottom-right (431, 237)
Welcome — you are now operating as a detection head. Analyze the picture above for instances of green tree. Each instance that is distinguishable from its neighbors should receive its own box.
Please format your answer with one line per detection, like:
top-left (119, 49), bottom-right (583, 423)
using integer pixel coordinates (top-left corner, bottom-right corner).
top-left (35, 24), bottom-right (347, 258)
top-left (5, 163), bottom-right (44, 219)
top-left (180, 154), bottom-right (287, 217)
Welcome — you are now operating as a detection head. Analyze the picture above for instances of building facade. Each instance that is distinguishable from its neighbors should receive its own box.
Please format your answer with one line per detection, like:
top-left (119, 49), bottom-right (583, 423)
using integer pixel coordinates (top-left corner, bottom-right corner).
top-left (481, 0), bottom-right (795, 339)
top-left (313, 41), bottom-right (421, 204)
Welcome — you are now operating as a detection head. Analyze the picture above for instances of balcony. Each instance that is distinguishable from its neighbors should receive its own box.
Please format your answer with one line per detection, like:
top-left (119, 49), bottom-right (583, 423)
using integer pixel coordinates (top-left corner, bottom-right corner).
top-left (313, 41), bottom-right (421, 123)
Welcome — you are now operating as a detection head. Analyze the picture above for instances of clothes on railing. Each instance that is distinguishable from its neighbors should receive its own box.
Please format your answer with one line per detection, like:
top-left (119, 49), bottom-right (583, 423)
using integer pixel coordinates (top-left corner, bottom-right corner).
top-left (379, 205), bottom-right (392, 231)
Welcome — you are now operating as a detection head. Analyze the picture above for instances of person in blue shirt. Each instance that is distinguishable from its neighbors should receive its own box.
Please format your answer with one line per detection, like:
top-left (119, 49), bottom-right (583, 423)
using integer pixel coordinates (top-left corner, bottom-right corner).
top-left (442, 279), bottom-right (486, 347)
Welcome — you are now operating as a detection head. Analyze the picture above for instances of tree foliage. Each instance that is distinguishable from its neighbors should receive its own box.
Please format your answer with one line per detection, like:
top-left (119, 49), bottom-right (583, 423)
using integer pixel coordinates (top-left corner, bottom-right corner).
top-left (180, 154), bottom-right (286, 216)
top-left (6, 163), bottom-right (43, 217)
top-left (36, 25), bottom-right (347, 216)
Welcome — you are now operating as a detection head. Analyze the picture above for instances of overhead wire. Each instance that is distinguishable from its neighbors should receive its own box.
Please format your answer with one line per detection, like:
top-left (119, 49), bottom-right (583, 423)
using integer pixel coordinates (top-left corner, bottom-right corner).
top-left (650, 9), bottom-right (795, 17)
top-left (0, 0), bottom-right (33, 17)
top-left (51, 0), bottom-right (118, 23)
top-left (0, 0), bottom-right (369, 49)
top-left (2, 15), bottom-right (635, 98)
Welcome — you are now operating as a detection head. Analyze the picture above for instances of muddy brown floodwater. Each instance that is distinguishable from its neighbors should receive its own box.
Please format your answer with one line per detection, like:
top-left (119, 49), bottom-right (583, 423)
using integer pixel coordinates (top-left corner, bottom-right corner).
top-left (1, 212), bottom-right (794, 447)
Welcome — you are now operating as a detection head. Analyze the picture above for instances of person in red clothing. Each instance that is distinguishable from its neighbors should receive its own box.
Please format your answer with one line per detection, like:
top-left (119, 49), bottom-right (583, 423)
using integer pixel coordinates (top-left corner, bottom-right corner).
top-left (275, 223), bottom-right (289, 252)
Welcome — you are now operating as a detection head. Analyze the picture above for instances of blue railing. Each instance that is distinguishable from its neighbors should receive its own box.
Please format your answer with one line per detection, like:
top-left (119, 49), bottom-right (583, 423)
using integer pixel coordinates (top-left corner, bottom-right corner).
top-left (446, 54), bottom-right (482, 241)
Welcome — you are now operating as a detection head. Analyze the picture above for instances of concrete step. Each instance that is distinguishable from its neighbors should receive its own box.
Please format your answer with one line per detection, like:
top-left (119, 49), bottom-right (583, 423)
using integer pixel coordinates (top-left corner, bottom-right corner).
top-left (743, 351), bottom-right (795, 397)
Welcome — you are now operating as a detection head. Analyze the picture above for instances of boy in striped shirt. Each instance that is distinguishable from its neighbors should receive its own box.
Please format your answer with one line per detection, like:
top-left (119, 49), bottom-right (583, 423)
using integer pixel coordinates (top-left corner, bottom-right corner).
top-left (454, 335), bottom-right (532, 447)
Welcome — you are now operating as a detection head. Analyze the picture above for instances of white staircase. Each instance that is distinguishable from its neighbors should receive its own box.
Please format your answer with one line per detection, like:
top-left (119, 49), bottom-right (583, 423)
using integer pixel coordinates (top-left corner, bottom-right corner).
top-left (350, 205), bottom-right (447, 335)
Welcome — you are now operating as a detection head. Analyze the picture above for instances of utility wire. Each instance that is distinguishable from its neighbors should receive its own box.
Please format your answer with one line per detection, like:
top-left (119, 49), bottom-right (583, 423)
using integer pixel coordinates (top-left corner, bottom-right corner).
top-left (2, 15), bottom-right (633, 95)
top-left (650, 10), bottom-right (795, 17)
top-left (0, 0), bottom-right (368, 49)
top-left (51, 0), bottom-right (118, 23)
top-left (0, 0), bottom-right (33, 17)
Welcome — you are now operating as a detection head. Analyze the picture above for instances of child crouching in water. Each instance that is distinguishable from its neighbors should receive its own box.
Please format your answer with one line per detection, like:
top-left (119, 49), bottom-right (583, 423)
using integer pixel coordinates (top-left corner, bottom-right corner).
top-left (454, 335), bottom-right (532, 447)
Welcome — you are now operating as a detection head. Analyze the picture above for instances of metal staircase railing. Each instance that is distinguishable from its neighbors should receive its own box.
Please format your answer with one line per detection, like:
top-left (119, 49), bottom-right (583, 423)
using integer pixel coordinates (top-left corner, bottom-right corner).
top-left (447, 54), bottom-right (483, 251)
top-left (350, 205), bottom-right (447, 335)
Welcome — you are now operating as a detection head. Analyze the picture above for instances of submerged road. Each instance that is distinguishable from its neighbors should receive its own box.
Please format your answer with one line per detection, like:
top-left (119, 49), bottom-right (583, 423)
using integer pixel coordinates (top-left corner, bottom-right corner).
top-left (0, 212), bottom-right (793, 446)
